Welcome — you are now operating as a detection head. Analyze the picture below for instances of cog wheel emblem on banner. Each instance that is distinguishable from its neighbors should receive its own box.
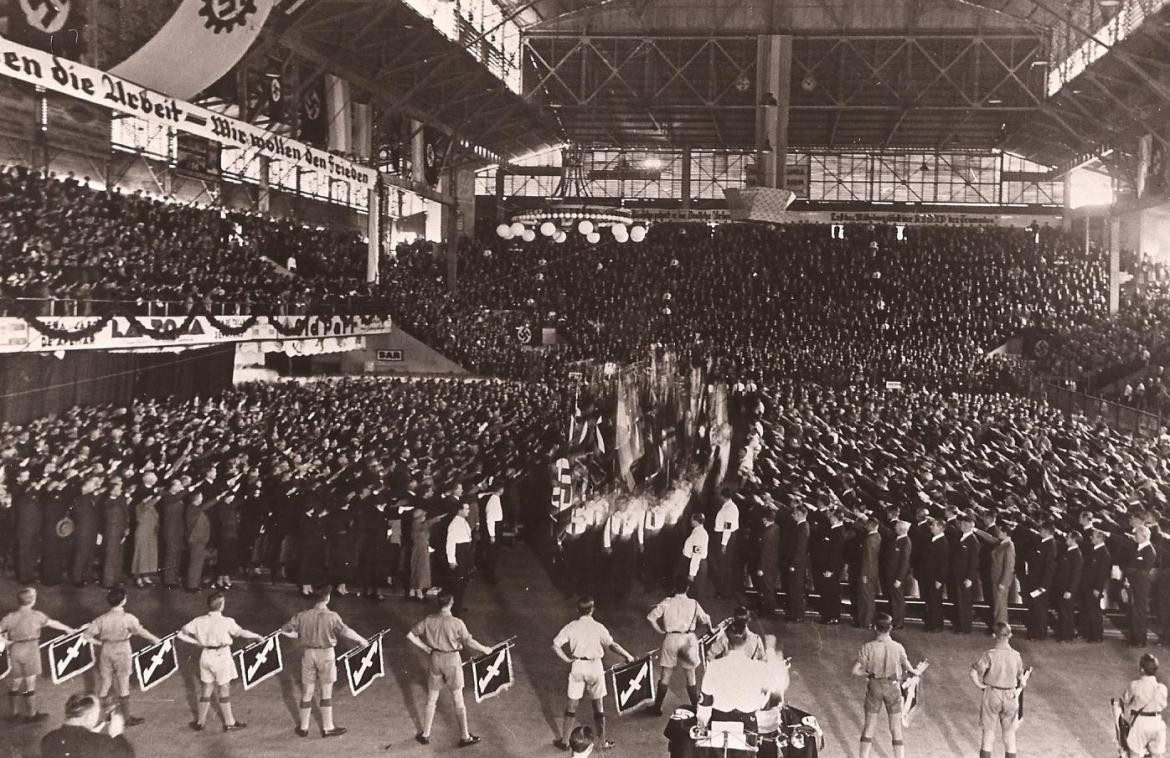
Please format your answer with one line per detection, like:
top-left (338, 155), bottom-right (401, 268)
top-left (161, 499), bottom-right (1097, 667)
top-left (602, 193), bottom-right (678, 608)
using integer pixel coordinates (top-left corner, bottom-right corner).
top-left (199, 0), bottom-right (258, 33)
top-left (20, 0), bottom-right (71, 34)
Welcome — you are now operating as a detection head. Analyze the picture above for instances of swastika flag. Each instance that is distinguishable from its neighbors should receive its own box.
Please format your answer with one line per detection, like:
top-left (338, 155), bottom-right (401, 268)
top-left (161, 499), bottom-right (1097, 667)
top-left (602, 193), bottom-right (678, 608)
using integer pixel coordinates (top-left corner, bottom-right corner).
top-left (339, 634), bottom-right (385, 697)
top-left (46, 632), bottom-right (95, 684)
top-left (134, 636), bottom-right (179, 692)
top-left (470, 644), bottom-right (514, 703)
top-left (234, 634), bottom-right (283, 690)
top-left (610, 655), bottom-right (655, 715)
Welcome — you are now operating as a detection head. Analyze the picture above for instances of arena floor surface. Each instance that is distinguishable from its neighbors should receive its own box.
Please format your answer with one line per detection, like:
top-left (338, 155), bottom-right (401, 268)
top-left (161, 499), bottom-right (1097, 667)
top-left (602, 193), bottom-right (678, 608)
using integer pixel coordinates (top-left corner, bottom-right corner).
top-left (0, 542), bottom-right (1135, 758)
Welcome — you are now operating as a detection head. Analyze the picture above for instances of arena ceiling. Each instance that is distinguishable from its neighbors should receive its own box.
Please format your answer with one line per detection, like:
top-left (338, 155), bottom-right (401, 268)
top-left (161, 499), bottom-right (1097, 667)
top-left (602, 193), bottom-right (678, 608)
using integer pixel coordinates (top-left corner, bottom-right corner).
top-left (256, 0), bottom-right (1169, 178)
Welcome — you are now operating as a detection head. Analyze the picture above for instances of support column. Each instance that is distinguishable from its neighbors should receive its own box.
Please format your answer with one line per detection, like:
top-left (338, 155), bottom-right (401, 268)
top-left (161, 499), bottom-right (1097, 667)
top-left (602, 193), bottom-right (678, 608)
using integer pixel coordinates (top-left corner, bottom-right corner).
top-left (446, 166), bottom-right (459, 294)
top-left (367, 183), bottom-right (381, 283)
top-left (1109, 215), bottom-right (1121, 315)
top-left (496, 165), bottom-right (507, 222)
top-left (257, 155), bottom-right (271, 213)
top-left (1062, 173), bottom-right (1073, 231)
top-left (755, 35), bottom-right (792, 188)
top-left (681, 147), bottom-right (692, 209)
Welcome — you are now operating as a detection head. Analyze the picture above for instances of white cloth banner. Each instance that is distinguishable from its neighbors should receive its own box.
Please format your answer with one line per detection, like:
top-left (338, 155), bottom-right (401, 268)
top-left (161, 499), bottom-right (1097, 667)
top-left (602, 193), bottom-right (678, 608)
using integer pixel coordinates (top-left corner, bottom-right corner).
top-left (0, 38), bottom-right (377, 194)
top-left (111, 0), bottom-right (277, 101)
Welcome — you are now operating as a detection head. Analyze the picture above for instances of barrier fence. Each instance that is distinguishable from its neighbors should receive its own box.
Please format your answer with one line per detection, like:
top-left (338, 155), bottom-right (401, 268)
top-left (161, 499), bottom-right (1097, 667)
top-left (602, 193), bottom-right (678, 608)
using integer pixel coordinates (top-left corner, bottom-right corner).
top-left (1038, 382), bottom-right (1164, 437)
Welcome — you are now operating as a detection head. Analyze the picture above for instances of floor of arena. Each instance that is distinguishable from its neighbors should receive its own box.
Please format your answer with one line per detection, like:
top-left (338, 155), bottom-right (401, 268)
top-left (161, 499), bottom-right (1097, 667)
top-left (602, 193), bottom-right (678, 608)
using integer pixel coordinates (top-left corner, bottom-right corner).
top-left (0, 541), bottom-right (1129, 758)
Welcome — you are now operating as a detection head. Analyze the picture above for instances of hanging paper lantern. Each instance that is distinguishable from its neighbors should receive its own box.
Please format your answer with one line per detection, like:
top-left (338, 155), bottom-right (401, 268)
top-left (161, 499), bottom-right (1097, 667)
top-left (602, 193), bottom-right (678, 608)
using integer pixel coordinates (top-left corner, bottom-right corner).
top-left (495, 223), bottom-right (510, 238)
top-left (554, 231), bottom-right (567, 243)
top-left (611, 223), bottom-right (627, 239)
top-left (630, 225), bottom-right (647, 242)
top-left (578, 220), bottom-right (594, 235)
top-left (522, 229), bottom-right (536, 242)
top-left (614, 227), bottom-right (629, 243)
top-left (586, 231), bottom-right (600, 244)
top-left (535, 272), bottom-right (544, 281)
top-left (510, 221), bottom-right (525, 236)
top-left (540, 221), bottom-right (556, 237)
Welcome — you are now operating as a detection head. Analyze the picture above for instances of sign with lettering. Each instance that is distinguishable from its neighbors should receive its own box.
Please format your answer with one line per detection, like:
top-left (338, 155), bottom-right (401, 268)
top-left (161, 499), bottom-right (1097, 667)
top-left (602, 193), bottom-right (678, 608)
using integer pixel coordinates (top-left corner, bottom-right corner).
top-left (0, 38), bottom-right (376, 195)
top-left (0, 315), bottom-right (390, 353)
top-left (376, 349), bottom-right (403, 362)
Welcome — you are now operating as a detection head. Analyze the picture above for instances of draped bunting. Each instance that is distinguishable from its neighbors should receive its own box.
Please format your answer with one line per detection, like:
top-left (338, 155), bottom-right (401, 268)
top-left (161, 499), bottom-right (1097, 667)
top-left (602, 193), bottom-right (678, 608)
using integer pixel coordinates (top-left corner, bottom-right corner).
top-left (110, 0), bottom-right (277, 100)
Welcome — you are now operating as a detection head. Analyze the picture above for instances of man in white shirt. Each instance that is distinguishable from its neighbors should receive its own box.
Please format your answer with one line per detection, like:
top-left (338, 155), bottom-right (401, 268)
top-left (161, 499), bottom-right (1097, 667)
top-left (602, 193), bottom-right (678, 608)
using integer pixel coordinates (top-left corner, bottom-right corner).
top-left (603, 501), bottom-right (643, 600)
top-left (479, 482), bottom-right (504, 585)
top-left (446, 502), bottom-right (474, 615)
top-left (697, 631), bottom-right (769, 733)
top-left (641, 502), bottom-right (669, 592)
top-left (711, 490), bottom-right (740, 599)
top-left (679, 513), bottom-right (710, 599)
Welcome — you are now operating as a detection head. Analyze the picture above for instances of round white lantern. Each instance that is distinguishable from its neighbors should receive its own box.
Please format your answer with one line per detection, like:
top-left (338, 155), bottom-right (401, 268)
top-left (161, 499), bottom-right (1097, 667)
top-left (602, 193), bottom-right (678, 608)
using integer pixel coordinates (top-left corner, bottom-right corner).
top-left (577, 219), bottom-right (594, 235)
top-left (540, 221), bottom-right (556, 237)
top-left (630, 225), bottom-right (647, 242)
top-left (586, 231), bottom-right (600, 244)
top-left (510, 221), bottom-right (525, 236)
top-left (554, 231), bottom-right (567, 243)
top-left (611, 223), bottom-right (628, 239)
top-left (522, 229), bottom-right (536, 242)
top-left (495, 223), bottom-right (510, 238)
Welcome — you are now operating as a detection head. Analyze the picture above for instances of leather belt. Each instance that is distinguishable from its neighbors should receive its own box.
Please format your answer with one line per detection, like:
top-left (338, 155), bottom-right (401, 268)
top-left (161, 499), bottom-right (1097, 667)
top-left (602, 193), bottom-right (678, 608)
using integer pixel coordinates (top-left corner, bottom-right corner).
top-left (1135, 711), bottom-right (1163, 717)
top-left (205, 645), bottom-right (230, 650)
top-left (306, 646), bottom-right (334, 650)
top-left (574, 657), bottom-right (600, 661)
top-left (666, 630), bottom-right (695, 635)
top-left (430, 649), bottom-right (459, 654)
top-left (867, 675), bottom-right (898, 681)
top-left (988, 686), bottom-right (1017, 691)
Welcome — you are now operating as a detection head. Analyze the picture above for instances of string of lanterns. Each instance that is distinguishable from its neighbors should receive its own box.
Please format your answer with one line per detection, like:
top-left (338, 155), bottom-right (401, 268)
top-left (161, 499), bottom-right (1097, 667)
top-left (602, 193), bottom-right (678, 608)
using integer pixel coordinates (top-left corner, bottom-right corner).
top-left (495, 218), bottom-right (648, 244)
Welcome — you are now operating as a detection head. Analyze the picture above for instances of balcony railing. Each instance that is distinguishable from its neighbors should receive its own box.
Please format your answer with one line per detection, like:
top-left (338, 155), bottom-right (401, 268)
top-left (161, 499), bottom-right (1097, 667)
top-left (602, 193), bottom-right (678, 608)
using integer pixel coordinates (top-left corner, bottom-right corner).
top-left (0, 297), bottom-right (396, 319)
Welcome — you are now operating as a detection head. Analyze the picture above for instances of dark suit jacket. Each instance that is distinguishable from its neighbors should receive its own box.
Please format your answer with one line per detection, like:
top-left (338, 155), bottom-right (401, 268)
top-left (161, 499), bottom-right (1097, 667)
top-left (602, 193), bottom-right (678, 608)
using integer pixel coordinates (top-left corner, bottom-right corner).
top-left (785, 520), bottom-right (810, 575)
top-left (990, 539), bottom-right (1015, 592)
top-left (1030, 538), bottom-right (1057, 594)
top-left (883, 535), bottom-right (911, 585)
top-left (816, 524), bottom-right (846, 578)
top-left (859, 530), bottom-right (881, 582)
top-left (1055, 546), bottom-right (1083, 596)
top-left (756, 523), bottom-right (781, 581)
top-left (923, 535), bottom-right (950, 586)
top-left (1084, 543), bottom-right (1111, 593)
top-left (956, 533), bottom-right (980, 584)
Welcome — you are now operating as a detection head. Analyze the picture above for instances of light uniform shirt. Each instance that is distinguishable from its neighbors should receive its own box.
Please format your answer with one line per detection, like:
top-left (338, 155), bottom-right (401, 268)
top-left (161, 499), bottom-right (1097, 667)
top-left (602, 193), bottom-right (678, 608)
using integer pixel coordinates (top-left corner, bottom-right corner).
top-left (644, 506), bottom-right (668, 533)
top-left (856, 636), bottom-right (912, 680)
top-left (1124, 675), bottom-right (1169, 716)
top-left (446, 514), bottom-right (473, 565)
top-left (483, 494), bottom-right (503, 539)
top-left (281, 607), bottom-right (356, 648)
top-left (701, 650), bottom-right (770, 713)
top-left (648, 594), bottom-right (711, 634)
top-left (708, 628), bottom-right (766, 661)
top-left (411, 611), bottom-right (472, 653)
top-left (553, 616), bottom-right (614, 661)
top-left (566, 508), bottom-right (590, 538)
top-left (603, 510), bottom-right (643, 549)
top-left (1, 607), bottom-right (49, 643)
top-left (714, 501), bottom-right (740, 547)
top-left (683, 526), bottom-right (710, 577)
top-left (181, 611), bottom-right (243, 648)
top-left (88, 608), bottom-right (147, 653)
top-left (972, 647), bottom-right (1025, 689)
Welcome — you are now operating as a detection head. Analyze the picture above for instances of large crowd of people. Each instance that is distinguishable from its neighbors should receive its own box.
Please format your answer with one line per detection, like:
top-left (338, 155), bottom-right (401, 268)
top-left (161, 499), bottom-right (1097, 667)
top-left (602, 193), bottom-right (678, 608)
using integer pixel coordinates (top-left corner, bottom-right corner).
top-left (0, 378), bottom-right (558, 599)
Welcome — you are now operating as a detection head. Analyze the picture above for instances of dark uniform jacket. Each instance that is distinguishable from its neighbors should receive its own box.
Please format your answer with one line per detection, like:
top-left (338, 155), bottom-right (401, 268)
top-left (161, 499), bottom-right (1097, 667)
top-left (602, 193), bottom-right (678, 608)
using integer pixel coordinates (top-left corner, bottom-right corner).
top-left (41, 725), bottom-right (135, 758)
top-left (883, 534), bottom-right (911, 586)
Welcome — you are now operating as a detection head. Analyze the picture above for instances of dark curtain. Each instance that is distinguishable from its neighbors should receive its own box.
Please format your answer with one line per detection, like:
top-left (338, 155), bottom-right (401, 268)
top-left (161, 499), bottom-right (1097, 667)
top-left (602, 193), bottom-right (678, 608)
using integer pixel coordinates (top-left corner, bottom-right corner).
top-left (0, 345), bottom-right (236, 425)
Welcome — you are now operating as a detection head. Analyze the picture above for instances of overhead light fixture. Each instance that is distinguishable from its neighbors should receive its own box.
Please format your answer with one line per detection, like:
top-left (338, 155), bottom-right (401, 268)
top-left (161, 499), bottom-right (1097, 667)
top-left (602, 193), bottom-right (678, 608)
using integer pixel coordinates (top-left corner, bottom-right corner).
top-left (988, 98), bottom-right (1003, 104)
top-left (1098, 0), bottom-right (1120, 6)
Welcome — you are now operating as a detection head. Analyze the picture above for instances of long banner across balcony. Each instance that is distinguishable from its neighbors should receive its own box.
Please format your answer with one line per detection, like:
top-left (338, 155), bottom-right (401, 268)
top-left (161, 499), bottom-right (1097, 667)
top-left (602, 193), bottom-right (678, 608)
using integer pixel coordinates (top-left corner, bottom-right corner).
top-left (0, 38), bottom-right (377, 196)
top-left (0, 314), bottom-right (392, 354)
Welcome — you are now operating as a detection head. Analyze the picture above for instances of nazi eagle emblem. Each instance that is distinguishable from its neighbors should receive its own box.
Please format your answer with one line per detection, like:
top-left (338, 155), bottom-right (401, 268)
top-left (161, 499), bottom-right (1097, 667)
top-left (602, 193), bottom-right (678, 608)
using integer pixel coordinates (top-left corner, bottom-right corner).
top-left (20, 0), bottom-right (71, 34)
top-left (199, 0), bottom-right (258, 33)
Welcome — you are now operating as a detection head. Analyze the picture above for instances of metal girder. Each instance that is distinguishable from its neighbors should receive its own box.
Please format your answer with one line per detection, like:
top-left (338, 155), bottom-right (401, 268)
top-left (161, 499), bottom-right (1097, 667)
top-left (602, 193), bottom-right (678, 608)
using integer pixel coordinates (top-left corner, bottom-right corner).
top-left (525, 31), bottom-right (1046, 149)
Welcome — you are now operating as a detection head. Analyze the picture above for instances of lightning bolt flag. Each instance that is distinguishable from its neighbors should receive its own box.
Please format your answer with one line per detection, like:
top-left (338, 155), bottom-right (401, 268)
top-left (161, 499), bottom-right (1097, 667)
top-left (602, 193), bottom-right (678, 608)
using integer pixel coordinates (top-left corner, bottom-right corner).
top-left (338, 631), bottom-right (388, 697)
top-left (609, 654), bottom-right (655, 715)
top-left (234, 633), bottom-right (283, 690)
top-left (45, 632), bottom-right (95, 684)
top-left (134, 636), bottom-right (179, 692)
top-left (469, 642), bottom-right (515, 704)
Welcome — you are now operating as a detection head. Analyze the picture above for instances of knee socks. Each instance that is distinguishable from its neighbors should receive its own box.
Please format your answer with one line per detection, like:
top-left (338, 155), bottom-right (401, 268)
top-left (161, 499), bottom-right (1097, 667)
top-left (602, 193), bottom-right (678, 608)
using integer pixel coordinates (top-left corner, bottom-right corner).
top-left (219, 697), bottom-right (235, 727)
top-left (320, 698), bottom-right (334, 731)
top-left (197, 696), bottom-right (212, 726)
top-left (298, 699), bottom-right (312, 731)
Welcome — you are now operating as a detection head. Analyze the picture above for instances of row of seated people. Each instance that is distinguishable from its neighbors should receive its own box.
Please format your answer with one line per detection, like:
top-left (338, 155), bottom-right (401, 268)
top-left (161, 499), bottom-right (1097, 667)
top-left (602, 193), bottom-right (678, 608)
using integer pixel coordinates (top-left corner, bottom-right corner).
top-left (0, 377), bottom-right (559, 600)
top-left (436, 222), bottom-right (1107, 389)
top-left (0, 165), bottom-right (373, 312)
top-left (725, 380), bottom-right (1169, 644)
